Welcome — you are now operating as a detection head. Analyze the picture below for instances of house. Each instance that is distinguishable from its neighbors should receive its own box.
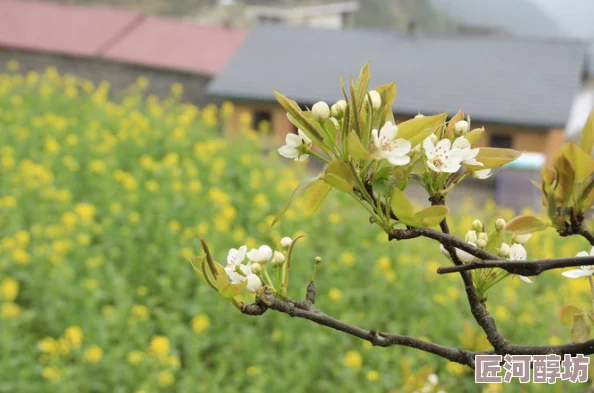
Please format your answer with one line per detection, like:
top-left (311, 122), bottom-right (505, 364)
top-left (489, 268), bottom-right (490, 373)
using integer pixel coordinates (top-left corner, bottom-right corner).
top-left (207, 24), bottom-right (588, 161)
top-left (195, 1), bottom-right (360, 29)
top-left (0, 0), bottom-right (247, 104)
top-left (429, 0), bottom-right (594, 144)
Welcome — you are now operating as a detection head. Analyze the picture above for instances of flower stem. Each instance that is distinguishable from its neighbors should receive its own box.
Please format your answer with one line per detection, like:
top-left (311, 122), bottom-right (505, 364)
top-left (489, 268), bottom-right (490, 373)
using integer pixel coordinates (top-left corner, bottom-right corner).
top-left (262, 265), bottom-right (276, 291)
top-left (307, 149), bottom-right (331, 163)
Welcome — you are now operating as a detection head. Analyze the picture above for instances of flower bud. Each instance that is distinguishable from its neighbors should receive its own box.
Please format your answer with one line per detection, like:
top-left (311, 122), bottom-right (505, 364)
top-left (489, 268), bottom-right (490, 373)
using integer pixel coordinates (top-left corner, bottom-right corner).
top-left (465, 230), bottom-right (478, 243)
top-left (473, 168), bottom-right (492, 180)
top-left (414, 113), bottom-right (425, 119)
top-left (272, 251), bottom-right (285, 265)
top-left (428, 374), bottom-right (439, 385)
top-left (472, 219), bottom-right (484, 233)
top-left (330, 100), bottom-right (347, 118)
top-left (312, 101), bottom-right (330, 122)
top-left (499, 242), bottom-right (511, 258)
top-left (251, 262), bottom-right (261, 274)
top-left (478, 232), bottom-right (488, 242)
top-left (280, 237), bottom-right (292, 250)
top-left (454, 120), bottom-right (469, 136)
top-left (512, 233), bottom-right (531, 244)
top-left (430, 133), bottom-right (439, 145)
top-left (439, 244), bottom-right (450, 258)
top-left (495, 218), bottom-right (506, 231)
top-left (365, 90), bottom-right (382, 110)
top-left (314, 256), bottom-right (322, 264)
top-left (476, 239), bottom-right (487, 249)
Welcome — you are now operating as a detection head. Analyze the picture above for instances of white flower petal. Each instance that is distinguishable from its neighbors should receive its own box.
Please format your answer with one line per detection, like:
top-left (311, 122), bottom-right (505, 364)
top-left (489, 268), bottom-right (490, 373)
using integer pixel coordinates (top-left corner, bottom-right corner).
top-left (562, 269), bottom-right (594, 278)
top-left (379, 121), bottom-right (398, 140)
top-left (519, 275), bottom-right (533, 283)
top-left (278, 145), bottom-right (298, 159)
top-left (576, 251), bottom-right (590, 257)
top-left (297, 129), bottom-right (312, 145)
top-left (386, 155), bottom-right (411, 166)
top-left (285, 133), bottom-right (302, 147)
top-left (423, 137), bottom-right (435, 158)
top-left (426, 160), bottom-right (441, 172)
top-left (390, 138), bottom-right (412, 155)
top-left (452, 137), bottom-right (471, 150)
top-left (245, 274), bottom-right (262, 293)
top-left (258, 245), bottom-right (273, 262)
top-left (434, 138), bottom-right (452, 152)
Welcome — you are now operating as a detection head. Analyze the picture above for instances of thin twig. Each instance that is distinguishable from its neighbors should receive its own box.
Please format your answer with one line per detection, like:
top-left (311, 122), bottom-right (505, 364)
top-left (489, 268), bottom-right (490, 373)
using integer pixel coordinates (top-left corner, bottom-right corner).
top-left (437, 256), bottom-right (594, 276)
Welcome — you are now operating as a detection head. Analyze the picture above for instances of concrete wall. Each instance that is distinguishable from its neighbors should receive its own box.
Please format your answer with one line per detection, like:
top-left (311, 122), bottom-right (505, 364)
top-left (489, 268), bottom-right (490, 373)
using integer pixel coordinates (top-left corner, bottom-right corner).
top-left (0, 49), bottom-right (213, 106)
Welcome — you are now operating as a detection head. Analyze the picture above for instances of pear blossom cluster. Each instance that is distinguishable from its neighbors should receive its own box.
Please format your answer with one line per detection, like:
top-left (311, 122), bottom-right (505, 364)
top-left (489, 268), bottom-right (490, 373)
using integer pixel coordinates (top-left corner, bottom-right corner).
top-left (440, 219), bottom-right (532, 283)
top-left (224, 238), bottom-right (292, 293)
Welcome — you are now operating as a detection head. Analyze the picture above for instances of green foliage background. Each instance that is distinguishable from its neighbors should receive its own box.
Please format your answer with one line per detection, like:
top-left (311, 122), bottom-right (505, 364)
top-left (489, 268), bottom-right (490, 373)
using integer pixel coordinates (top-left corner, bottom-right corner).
top-left (0, 63), bottom-right (593, 392)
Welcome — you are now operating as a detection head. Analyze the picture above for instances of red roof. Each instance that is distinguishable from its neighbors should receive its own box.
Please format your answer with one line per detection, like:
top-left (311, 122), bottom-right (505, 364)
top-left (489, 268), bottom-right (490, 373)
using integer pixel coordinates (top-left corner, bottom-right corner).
top-left (103, 16), bottom-right (248, 75)
top-left (0, 0), bottom-right (143, 57)
top-left (0, 0), bottom-right (248, 75)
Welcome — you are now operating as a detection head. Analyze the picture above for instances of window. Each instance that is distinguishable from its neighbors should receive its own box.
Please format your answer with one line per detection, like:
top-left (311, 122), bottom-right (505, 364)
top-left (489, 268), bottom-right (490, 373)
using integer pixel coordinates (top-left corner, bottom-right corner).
top-left (490, 134), bottom-right (512, 149)
top-left (252, 110), bottom-right (272, 132)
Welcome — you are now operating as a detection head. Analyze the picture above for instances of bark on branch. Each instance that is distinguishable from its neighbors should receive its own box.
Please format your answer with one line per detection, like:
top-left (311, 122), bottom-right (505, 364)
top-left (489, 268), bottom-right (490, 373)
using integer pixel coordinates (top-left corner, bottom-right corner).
top-left (438, 255), bottom-right (594, 275)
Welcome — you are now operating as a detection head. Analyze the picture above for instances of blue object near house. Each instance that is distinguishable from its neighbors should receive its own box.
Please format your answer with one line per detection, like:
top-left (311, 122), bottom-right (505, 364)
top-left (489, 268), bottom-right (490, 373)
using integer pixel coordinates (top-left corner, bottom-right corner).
top-left (494, 152), bottom-right (546, 212)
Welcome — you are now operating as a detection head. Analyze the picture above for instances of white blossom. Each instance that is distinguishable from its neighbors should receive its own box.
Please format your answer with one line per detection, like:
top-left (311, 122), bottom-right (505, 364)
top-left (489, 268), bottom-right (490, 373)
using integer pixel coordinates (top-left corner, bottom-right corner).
top-left (224, 248), bottom-right (263, 293)
top-left (562, 247), bottom-right (594, 278)
top-left (365, 90), bottom-right (382, 110)
top-left (278, 129), bottom-right (312, 162)
top-left (247, 245), bottom-right (273, 263)
top-left (372, 121), bottom-right (412, 166)
top-left (312, 101), bottom-right (330, 121)
top-left (465, 230), bottom-right (478, 243)
top-left (423, 137), bottom-right (466, 173)
top-left (509, 243), bottom-right (532, 283)
top-left (281, 237), bottom-right (292, 249)
top-left (331, 100), bottom-right (347, 118)
top-left (473, 169), bottom-right (492, 179)
top-left (452, 137), bottom-right (483, 167)
top-left (512, 233), bottom-right (531, 244)
top-left (454, 120), bottom-right (469, 136)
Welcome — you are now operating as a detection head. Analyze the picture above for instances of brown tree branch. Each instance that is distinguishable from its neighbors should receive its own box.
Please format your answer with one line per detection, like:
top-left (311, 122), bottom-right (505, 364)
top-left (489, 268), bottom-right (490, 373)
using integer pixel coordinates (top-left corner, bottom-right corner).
top-left (578, 227), bottom-right (594, 247)
top-left (438, 255), bottom-right (594, 275)
top-left (240, 293), bottom-right (481, 367)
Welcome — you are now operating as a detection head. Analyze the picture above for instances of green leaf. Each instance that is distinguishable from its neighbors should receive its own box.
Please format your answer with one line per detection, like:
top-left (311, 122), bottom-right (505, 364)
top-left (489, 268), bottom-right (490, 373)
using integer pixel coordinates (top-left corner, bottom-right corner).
top-left (414, 205), bottom-right (449, 227)
top-left (465, 128), bottom-right (485, 146)
top-left (391, 187), bottom-right (418, 226)
top-left (562, 142), bottom-right (594, 182)
top-left (579, 109), bottom-right (594, 155)
top-left (445, 109), bottom-right (464, 139)
top-left (465, 147), bottom-right (522, 170)
top-left (347, 131), bottom-right (371, 159)
top-left (485, 229), bottom-right (504, 254)
top-left (504, 215), bottom-right (549, 234)
top-left (216, 273), bottom-right (247, 298)
top-left (190, 256), bottom-right (217, 291)
top-left (324, 160), bottom-right (355, 193)
top-left (372, 166), bottom-right (392, 196)
top-left (397, 113), bottom-right (447, 147)
top-left (354, 62), bottom-right (371, 107)
top-left (372, 82), bottom-right (396, 126)
top-left (271, 176), bottom-right (319, 227)
top-left (560, 305), bottom-right (583, 326)
top-left (571, 312), bottom-right (591, 343)
top-left (301, 179), bottom-right (332, 217)
top-left (274, 91), bottom-right (325, 147)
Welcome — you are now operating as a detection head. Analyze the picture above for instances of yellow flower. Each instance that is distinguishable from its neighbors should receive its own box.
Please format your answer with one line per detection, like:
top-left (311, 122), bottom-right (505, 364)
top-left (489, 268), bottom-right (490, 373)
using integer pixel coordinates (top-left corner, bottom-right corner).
top-left (158, 370), bottom-right (175, 387)
top-left (328, 288), bottom-right (343, 302)
top-left (89, 160), bottom-right (106, 174)
top-left (83, 345), bottom-right (103, 363)
top-left (271, 330), bottom-right (282, 342)
top-left (1, 302), bottom-right (20, 318)
top-left (549, 336), bottom-right (562, 346)
top-left (495, 305), bottom-right (510, 322)
top-left (127, 350), bottom-right (145, 365)
top-left (66, 133), bottom-right (78, 146)
top-left (6, 59), bottom-right (19, 72)
top-left (128, 211), bottom-right (141, 224)
top-left (168, 355), bottom-right (181, 369)
top-left (75, 203), bottom-right (96, 223)
top-left (446, 362), bottom-right (466, 376)
top-left (14, 231), bottom-right (30, 247)
top-left (44, 137), bottom-right (60, 154)
top-left (42, 367), bottom-right (61, 382)
top-left (109, 202), bottom-right (122, 214)
top-left (246, 365), bottom-right (262, 376)
top-left (150, 336), bottom-right (170, 360)
top-left (191, 313), bottom-right (210, 334)
top-left (253, 193), bottom-right (268, 208)
top-left (329, 213), bottom-right (343, 225)
top-left (366, 370), bottom-right (380, 382)
top-left (137, 286), bottom-right (148, 296)
top-left (168, 220), bottom-right (181, 233)
top-left (145, 180), bottom-right (159, 192)
top-left (343, 351), bottom-right (362, 371)
top-left (341, 252), bottom-right (355, 266)
top-left (84, 279), bottom-right (98, 290)
top-left (64, 326), bottom-right (84, 349)
top-left (433, 294), bottom-right (448, 305)
top-left (1, 278), bottom-right (19, 301)
top-left (171, 83), bottom-right (184, 96)
top-left (136, 76), bottom-right (149, 89)
top-left (77, 233), bottom-right (91, 245)
top-left (180, 247), bottom-right (193, 260)
top-left (362, 341), bottom-right (373, 350)
top-left (38, 337), bottom-right (59, 354)
top-left (12, 248), bottom-right (30, 265)
top-left (131, 305), bottom-right (149, 320)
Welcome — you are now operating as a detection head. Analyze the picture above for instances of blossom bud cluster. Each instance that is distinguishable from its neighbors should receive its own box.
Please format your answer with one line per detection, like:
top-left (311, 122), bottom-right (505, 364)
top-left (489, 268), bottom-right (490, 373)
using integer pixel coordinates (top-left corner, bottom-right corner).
top-left (223, 238), bottom-right (292, 293)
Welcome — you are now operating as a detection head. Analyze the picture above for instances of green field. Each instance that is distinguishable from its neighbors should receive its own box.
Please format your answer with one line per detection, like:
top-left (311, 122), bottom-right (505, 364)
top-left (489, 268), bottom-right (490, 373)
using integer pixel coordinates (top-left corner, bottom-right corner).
top-left (1, 61), bottom-right (593, 392)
